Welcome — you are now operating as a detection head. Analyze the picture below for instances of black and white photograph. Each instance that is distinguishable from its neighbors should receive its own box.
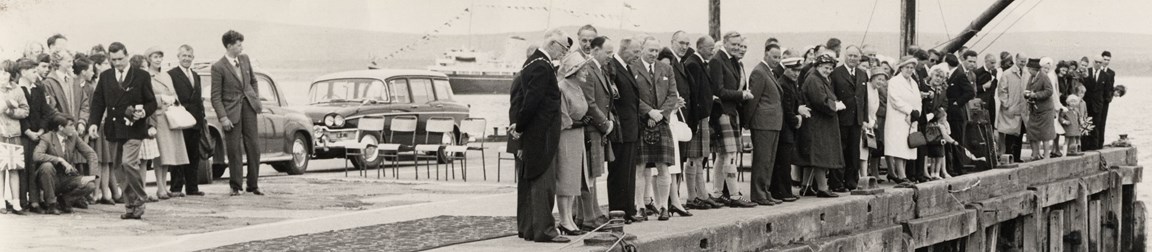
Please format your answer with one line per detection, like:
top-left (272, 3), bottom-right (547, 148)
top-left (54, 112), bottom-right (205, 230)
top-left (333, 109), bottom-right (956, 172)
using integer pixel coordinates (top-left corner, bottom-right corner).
top-left (0, 0), bottom-right (1148, 251)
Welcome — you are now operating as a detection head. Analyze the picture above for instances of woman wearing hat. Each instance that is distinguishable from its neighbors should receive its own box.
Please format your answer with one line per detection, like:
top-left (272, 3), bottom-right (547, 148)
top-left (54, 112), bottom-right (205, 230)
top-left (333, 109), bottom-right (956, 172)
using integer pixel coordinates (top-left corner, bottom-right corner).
top-left (553, 53), bottom-right (592, 235)
top-left (1023, 58), bottom-right (1055, 160)
top-left (143, 47), bottom-right (189, 200)
top-left (795, 54), bottom-right (844, 198)
top-left (865, 65), bottom-right (889, 183)
top-left (883, 57), bottom-right (922, 186)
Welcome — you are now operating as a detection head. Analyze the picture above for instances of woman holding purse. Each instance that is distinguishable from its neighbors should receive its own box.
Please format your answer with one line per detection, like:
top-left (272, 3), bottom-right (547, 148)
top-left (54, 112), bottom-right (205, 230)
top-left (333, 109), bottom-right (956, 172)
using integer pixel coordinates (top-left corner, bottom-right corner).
top-left (144, 48), bottom-right (189, 200)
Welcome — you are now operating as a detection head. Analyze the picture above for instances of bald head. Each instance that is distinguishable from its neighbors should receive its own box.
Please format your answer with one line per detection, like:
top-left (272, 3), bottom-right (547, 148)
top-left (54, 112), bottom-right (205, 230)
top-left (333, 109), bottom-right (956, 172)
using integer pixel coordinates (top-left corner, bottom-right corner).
top-left (696, 36), bottom-right (715, 60)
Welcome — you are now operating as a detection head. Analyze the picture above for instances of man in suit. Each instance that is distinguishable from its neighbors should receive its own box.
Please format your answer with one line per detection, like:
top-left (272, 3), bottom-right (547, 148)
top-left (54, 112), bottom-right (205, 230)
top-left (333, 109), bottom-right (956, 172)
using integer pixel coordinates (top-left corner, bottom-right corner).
top-left (30, 116), bottom-right (98, 214)
top-left (680, 35), bottom-right (720, 209)
top-left (828, 45), bottom-right (868, 191)
top-left (974, 53), bottom-right (999, 125)
top-left (743, 41), bottom-right (785, 206)
top-left (574, 34), bottom-right (615, 231)
top-left (771, 58), bottom-right (806, 202)
top-left (210, 30), bottom-right (263, 196)
top-left (168, 45), bottom-right (205, 197)
top-left (1083, 51), bottom-right (1115, 150)
top-left (708, 31), bottom-right (756, 208)
top-left (944, 53), bottom-right (975, 175)
top-left (87, 42), bottom-right (157, 219)
top-left (513, 29), bottom-right (570, 243)
top-left (631, 35), bottom-right (681, 220)
top-left (606, 36), bottom-right (644, 222)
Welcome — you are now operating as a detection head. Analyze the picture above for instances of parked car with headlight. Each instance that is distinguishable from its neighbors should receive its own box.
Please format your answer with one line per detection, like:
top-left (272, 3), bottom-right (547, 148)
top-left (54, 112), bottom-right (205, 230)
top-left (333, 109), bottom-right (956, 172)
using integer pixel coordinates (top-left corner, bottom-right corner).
top-left (293, 69), bottom-right (470, 169)
top-left (191, 62), bottom-right (315, 183)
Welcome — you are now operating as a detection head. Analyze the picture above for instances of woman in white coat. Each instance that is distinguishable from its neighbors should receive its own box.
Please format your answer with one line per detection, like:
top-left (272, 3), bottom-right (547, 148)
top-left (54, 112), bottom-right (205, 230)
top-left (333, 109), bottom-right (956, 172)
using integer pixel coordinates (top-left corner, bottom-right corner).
top-left (883, 57), bottom-right (922, 186)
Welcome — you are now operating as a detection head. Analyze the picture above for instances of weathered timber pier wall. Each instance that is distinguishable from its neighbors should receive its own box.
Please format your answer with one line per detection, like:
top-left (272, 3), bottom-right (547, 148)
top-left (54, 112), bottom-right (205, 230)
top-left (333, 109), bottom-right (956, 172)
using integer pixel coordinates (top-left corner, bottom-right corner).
top-left (620, 147), bottom-right (1143, 252)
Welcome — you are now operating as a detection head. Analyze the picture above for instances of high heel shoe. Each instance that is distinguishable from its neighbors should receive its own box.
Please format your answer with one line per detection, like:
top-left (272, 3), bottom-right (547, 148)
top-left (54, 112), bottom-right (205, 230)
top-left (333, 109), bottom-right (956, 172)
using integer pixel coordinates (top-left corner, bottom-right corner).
top-left (657, 208), bottom-right (671, 221)
top-left (669, 205), bottom-right (692, 217)
top-left (558, 225), bottom-right (587, 236)
top-left (5, 201), bottom-right (24, 215)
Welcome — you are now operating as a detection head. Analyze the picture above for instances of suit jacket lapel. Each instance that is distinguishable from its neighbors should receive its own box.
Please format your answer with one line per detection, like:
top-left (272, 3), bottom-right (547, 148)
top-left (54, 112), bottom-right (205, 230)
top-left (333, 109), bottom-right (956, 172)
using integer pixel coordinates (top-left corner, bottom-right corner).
top-left (220, 57), bottom-right (242, 86)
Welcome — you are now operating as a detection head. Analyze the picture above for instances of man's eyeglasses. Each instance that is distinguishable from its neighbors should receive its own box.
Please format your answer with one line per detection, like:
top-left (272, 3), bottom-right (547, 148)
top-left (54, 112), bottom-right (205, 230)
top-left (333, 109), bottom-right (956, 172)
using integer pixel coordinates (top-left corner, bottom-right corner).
top-left (552, 41), bottom-right (570, 52)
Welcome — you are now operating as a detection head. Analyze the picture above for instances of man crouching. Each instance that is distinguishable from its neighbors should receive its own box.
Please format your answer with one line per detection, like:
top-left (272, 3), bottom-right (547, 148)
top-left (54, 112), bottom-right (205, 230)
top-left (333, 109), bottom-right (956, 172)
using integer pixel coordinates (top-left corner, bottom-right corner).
top-left (29, 115), bottom-right (97, 214)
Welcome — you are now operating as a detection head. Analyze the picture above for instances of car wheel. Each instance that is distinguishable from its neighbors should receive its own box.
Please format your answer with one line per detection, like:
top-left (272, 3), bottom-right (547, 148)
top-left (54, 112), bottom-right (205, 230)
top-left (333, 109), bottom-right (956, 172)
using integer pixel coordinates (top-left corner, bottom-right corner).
top-left (436, 130), bottom-right (463, 164)
top-left (349, 135), bottom-right (383, 170)
top-left (272, 133), bottom-right (311, 175)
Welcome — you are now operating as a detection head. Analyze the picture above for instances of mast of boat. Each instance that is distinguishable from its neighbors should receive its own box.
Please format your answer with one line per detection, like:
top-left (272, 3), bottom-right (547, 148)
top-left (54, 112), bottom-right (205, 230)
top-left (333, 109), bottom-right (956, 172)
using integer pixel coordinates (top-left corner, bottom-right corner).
top-left (468, 0), bottom-right (474, 49)
top-left (900, 0), bottom-right (1016, 55)
top-left (940, 0), bottom-right (1015, 54)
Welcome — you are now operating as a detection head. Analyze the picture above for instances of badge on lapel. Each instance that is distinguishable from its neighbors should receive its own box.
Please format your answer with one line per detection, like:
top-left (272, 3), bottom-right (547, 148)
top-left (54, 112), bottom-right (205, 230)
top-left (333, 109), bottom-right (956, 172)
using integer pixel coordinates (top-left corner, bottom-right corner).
top-left (662, 77), bottom-right (668, 81)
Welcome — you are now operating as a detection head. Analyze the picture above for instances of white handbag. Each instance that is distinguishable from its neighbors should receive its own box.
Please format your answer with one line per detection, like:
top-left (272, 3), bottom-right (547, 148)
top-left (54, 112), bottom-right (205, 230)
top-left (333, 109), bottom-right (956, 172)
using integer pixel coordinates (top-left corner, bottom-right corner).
top-left (670, 111), bottom-right (692, 142)
top-left (165, 102), bottom-right (197, 130)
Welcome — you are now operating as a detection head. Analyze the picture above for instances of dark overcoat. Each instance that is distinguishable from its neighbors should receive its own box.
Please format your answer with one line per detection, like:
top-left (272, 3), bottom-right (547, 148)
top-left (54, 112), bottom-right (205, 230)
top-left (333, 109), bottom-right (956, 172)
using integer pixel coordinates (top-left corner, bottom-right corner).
top-left (795, 72), bottom-right (844, 169)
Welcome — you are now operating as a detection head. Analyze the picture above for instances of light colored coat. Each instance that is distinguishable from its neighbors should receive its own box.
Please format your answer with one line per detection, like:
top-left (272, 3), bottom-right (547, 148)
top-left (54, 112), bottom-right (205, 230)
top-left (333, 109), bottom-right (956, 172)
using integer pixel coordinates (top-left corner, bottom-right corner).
top-left (996, 66), bottom-right (1029, 135)
top-left (884, 74), bottom-right (922, 160)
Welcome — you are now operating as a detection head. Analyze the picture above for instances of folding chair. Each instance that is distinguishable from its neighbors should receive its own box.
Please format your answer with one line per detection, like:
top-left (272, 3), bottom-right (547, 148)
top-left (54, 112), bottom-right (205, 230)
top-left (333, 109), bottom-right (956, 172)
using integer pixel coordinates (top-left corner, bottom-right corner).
top-left (379, 116), bottom-right (418, 179)
top-left (414, 117), bottom-right (456, 180)
top-left (343, 117), bottom-right (387, 178)
top-left (459, 118), bottom-right (488, 181)
top-left (497, 145), bottom-right (517, 183)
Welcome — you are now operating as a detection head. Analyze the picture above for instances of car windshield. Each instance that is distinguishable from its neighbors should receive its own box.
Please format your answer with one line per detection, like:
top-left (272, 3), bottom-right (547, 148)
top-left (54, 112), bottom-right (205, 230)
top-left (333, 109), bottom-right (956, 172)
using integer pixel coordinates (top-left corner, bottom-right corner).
top-left (308, 78), bottom-right (388, 104)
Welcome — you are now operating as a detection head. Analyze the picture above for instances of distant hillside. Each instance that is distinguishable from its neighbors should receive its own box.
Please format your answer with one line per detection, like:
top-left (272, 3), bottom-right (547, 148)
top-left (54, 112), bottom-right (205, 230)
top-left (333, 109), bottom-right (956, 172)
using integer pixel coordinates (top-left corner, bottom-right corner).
top-left (47, 19), bottom-right (1152, 77)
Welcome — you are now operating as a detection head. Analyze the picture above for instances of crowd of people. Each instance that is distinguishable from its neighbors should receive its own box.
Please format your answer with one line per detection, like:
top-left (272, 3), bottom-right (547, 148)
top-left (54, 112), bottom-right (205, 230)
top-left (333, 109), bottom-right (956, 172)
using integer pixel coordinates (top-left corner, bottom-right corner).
top-left (508, 25), bottom-right (1124, 243)
top-left (1, 30), bottom-right (266, 219)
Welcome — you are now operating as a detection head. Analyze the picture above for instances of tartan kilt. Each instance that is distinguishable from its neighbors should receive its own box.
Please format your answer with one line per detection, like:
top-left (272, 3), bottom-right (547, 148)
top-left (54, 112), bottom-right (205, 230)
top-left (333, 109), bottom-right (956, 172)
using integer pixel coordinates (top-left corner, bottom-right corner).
top-left (681, 117), bottom-right (711, 158)
top-left (712, 114), bottom-right (741, 153)
top-left (637, 123), bottom-right (677, 166)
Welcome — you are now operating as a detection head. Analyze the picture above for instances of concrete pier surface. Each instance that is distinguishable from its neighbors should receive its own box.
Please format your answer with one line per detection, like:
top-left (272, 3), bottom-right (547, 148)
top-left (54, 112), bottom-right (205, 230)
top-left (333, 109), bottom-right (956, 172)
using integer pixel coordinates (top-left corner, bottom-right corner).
top-left (0, 145), bottom-right (1144, 251)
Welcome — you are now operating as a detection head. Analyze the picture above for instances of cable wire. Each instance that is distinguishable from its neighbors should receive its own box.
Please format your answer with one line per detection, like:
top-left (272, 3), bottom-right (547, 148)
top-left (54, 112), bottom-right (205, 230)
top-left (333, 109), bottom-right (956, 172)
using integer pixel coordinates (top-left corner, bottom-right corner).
top-left (970, 0), bottom-right (1025, 48)
top-left (979, 0), bottom-right (1045, 54)
top-left (860, 0), bottom-right (881, 45)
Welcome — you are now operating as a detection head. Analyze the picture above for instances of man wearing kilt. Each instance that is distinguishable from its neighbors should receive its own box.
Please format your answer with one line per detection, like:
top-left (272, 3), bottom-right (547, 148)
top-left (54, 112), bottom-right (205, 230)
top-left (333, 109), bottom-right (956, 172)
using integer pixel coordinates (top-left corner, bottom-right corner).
top-left (630, 36), bottom-right (682, 221)
top-left (678, 35), bottom-right (721, 210)
top-left (707, 31), bottom-right (757, 208)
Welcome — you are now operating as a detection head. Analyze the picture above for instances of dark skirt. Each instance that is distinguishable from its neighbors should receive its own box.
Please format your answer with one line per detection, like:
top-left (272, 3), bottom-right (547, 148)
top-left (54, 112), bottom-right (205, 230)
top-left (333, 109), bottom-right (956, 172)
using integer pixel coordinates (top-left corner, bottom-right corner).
top-left (637, 123), bottom-right (676, 166)
top-left (923, 144), bottom-right (945, 158)
top-left (712, 114), bottom-right (740, 153)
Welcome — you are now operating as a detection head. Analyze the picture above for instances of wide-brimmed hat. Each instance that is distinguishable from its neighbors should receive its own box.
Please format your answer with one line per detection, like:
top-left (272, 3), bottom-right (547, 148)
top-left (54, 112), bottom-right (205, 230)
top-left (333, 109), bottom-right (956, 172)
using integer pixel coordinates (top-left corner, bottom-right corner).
top-left (145, 47), bottom-right (164, 57)
top-left (870, 66), bottom-right (890, 79)
top-left (1026, 58), bottom-right (1041, 68)
top-left (560, 53), bottom-right (587, 78)
top-left (897, 56), bottom-right (917, 68)
top-left (781, 57), bottom-right (803, 69)
top-left (814, 54), bottom-right (837, 66)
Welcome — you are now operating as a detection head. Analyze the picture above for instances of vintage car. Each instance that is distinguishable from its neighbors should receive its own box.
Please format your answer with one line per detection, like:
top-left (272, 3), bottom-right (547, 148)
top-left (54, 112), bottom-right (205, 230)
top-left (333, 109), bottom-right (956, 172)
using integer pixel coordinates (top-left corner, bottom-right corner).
top-left (293, 69), bottom-right (470, 169)
top-left (191, 63), bottom-right (315, 183)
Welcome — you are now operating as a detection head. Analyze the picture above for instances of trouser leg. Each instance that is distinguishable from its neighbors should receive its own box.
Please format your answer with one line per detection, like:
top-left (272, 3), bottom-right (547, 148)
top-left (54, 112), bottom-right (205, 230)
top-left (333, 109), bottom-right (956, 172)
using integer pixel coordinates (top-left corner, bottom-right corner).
top-left (607, 142), bottom-right (636, 216)
top-left (30, 163), bottom-right (58, 205)
top-left (117, 140), bottom-right (146, 214)
top-left (836, 126), bottom-right (861, 189)
top-left (749, 130), bottom-right (778, 201)
top-left (528, 164), bottom-right (559, 241)
top-left (769, 142), bottom-right (795, 197)
top-left (241, 104), bottom-right (261, 190)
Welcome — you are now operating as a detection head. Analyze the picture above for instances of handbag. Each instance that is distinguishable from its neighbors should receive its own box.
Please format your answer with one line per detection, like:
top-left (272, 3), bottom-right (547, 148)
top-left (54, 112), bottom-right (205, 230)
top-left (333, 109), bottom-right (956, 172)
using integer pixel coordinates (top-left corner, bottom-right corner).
top-left (864, 128), bottom-right (877, 149)
top-left (140, 137), bottom-right (160, 160)
top-left (199, 125), bottom-right (215, 160)
top-left (669, 111), bottom-right (692, 142)
top-left (165, 102), bottom-right (197, 130)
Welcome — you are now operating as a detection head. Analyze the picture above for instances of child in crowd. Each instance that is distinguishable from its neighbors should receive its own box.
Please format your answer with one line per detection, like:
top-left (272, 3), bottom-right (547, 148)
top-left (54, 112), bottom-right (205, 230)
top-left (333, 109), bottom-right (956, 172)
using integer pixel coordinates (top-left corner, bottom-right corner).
top-left (925, 108), bottom-right (958, 180)
top-left (1062, 93), bottom-right (1087, 156)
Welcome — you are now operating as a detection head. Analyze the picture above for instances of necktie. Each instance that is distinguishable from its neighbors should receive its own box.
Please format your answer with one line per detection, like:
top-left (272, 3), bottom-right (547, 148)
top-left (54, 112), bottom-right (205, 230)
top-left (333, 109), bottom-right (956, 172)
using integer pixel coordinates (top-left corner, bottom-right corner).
top-left (648, 64), bottom-right (654, 81)
top-left (21, 86), bottom-right (29, 97)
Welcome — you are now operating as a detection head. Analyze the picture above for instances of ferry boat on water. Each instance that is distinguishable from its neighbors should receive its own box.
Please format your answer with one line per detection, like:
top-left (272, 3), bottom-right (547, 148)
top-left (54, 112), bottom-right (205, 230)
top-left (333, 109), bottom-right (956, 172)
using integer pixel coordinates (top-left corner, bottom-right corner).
top-left (426, 36), bottom-right (527, 94)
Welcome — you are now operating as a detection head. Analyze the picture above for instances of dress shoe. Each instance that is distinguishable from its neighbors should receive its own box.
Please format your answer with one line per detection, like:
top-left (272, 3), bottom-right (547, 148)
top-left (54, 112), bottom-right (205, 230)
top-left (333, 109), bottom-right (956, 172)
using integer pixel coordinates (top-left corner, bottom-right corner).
top-left (644, 203), bottom-right (658, 215)
top-left (157, 193), bottom-right (170, 200)
top-left (27, 205), bottom-right (44, 214)
top-left (631, 211), bottom-right (648, 222)
top-left (230, 190), bottom-right (244, 196)
top-left (831, 187), bottom-right (849, 193)
top-left (72, 200), bottom-right (89, 209)
top-left (816, 190), bottom-right (840, 198)
top-left (753, 199), bottom-right (776, 206)
top-left (46, 205), bottom-right (61, 215)
top-left (690, 199), bottom-right (711, 209)
top-left (5, 201), bottom-right (24, 215)
top-left (727, 198), bottom-right (758, 208)
top-left (536, 236), bottom-right (570, 243)
top-left (657, 208), bottom-right (671, 221)
top-left (113, 197), bottom-right (125, 204)
top-left (171, 192), bottom-right (186, 197)
top-left (684, 200), bottom-right (705, 210)
top-left (186, 191), bottom-right (206, 196)
top-left (669, 205), bottom-right (692, 217)
top-left (558, 225), bottom-right (587, 236)
top-left (120, 213), bottom-right (141, 220)
top-left (248, 190), bottom-right (265, 196)
top-left (96, 198), bottom-right (116, 205)
top-left (778, 195), bottom-right (799, 202)
top-left (708, 196), bottom-right (729, 208)
top-left (59, 206), bottom-right (74, 214)
top-left (799, 187), bottom-right (818, 197)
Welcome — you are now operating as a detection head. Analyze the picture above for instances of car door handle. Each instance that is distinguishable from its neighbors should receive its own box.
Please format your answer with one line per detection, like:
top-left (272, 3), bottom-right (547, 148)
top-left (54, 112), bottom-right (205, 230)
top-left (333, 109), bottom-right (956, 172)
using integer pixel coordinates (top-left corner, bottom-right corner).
top-left (434, 104), bottom-right (444, 108)
top-left (410, 105), bottom-right (419, 109)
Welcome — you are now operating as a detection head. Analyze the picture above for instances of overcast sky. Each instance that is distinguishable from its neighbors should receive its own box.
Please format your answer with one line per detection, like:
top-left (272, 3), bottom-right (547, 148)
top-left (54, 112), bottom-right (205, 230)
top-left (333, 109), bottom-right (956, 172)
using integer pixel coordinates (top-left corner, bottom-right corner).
top-left (2, 0), bottom-right (1149, 54)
